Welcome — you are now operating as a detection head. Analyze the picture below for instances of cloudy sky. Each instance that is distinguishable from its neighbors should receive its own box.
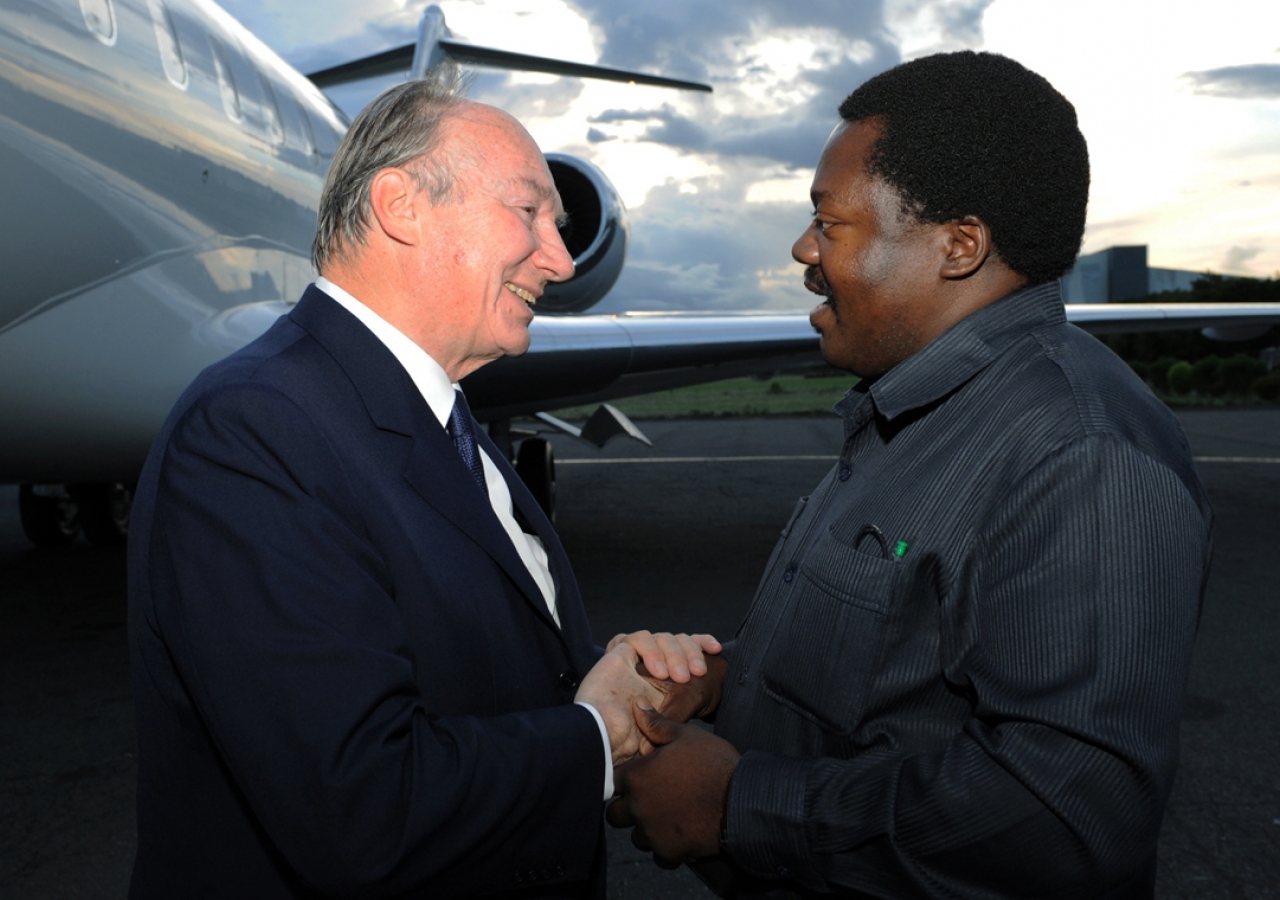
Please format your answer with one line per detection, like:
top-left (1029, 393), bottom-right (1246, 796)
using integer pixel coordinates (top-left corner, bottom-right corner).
top-left (219, 0), bottom-right (1280, 312)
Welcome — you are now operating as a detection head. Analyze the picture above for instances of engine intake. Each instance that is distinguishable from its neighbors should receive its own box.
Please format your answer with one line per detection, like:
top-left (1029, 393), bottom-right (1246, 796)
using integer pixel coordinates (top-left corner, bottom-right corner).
top-left (540, 153), bottom-right (628, 313)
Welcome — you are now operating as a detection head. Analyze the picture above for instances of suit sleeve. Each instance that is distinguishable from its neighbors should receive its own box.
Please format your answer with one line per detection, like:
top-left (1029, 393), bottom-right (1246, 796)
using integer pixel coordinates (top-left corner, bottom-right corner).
top-left (723, 435), bottom-right (1209, 897)
top-left (147, 382), bottom-right (604, 897)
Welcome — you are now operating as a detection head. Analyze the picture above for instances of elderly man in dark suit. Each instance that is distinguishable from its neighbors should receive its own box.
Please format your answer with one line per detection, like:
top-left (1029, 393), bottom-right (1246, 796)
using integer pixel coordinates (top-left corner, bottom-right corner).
top-left (608, 52), bottom-right (1212, 900)
top-left (127, 68), bottom-right (718, 899)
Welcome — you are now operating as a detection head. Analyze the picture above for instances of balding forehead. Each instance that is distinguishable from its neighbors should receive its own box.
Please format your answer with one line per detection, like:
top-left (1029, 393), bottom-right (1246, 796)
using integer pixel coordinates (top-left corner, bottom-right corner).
top-left (442, 106), bottom-right (543, 163)
top-left (448, 101), bottom-right (521, 134)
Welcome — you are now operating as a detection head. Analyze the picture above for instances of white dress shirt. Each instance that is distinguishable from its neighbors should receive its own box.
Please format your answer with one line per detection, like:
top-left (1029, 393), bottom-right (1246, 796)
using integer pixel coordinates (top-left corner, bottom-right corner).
top-left (314, 278), bottom-right (614, 799)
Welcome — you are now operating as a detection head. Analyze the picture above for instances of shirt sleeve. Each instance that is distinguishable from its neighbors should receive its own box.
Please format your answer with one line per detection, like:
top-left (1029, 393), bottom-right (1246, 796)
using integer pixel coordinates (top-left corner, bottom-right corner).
top-left (723, 434), bottom-right (1210, 897)
top-left (575, 702), bottom-right (615, 799)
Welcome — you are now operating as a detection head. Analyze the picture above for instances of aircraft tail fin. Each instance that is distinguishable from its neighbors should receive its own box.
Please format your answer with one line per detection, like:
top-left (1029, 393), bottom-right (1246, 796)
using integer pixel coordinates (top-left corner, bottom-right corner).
top-left (306, 5), bottom-right (711, 93)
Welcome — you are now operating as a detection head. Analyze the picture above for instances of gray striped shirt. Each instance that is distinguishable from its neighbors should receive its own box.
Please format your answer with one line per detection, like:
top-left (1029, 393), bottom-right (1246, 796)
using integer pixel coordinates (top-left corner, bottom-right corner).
top-left (715, 281), bottom-right (1211, 899)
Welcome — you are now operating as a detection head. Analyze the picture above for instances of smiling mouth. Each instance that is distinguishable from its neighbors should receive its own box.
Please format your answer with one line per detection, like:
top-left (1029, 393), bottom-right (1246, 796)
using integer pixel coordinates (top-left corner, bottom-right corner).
top-left (505, 282), bottom-right (537, 307)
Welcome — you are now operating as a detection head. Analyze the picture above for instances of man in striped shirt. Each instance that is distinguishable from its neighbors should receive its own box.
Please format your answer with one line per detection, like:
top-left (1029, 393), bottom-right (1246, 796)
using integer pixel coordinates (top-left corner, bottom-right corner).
top-left (609, 51), bottom-right (1210, 900)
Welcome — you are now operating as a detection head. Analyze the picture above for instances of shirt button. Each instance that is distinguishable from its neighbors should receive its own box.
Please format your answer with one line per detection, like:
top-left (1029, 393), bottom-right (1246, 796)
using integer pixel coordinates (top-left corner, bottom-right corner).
top-left (783, 564), bottom-right (796, 583)
top-left (558, 670), bottom-right (579, 691)
top-left (778, 865), bottom-right (793, 879)
top-left (838, 463), bottom-right (852, 482)
top-left (737, 663), bottom-right (750, 685)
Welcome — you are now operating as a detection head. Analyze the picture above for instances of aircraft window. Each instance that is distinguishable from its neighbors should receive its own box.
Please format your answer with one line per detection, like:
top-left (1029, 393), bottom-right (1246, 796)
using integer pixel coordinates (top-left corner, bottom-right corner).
top-left (257, 73), bottom-right (285, 146)
top-left (208, 37), bottom-right (241, 122)
top-left (307, 107), bottom-right (342, 158)
top-left (147, 0), bottom-right (187, 89)
top-left (79, 0), bottom-right (116, 46)
top-left (292, 97), bottom-right (319, 163)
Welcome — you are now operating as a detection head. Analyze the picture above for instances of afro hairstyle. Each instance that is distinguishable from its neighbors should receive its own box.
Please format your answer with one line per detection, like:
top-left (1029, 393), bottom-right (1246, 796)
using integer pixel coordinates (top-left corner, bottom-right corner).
top-left (838, 51), bottom-right (1089, 285)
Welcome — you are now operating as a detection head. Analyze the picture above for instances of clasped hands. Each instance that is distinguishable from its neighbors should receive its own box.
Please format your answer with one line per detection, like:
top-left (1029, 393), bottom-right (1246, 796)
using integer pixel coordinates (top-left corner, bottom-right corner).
top-left (575, 630), bottom-right (742, 868)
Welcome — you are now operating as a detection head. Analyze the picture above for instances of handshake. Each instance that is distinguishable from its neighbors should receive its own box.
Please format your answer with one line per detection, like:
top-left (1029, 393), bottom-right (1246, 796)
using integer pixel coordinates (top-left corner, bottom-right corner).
top-left (575, 631), bottom-right (744, 866)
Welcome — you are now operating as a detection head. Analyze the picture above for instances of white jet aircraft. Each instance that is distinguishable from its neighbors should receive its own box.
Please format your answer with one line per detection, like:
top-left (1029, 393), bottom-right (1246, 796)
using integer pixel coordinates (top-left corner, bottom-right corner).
top-left (1, 0), bottom-right (1277, 546)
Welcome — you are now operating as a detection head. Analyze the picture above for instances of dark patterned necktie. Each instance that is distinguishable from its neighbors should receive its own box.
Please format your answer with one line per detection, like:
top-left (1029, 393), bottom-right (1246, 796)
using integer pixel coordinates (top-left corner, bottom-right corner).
top-left (447, 390), bottom-right (488, 497)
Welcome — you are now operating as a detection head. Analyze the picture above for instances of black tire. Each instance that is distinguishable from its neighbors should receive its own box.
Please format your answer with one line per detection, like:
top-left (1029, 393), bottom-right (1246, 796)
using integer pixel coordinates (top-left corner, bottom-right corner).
top-left (18, 484), bottom-right (80, 547)
top-left (515, 437), bottom-right (556, 524)
top-left (75, 483), bottom-right (133, 547)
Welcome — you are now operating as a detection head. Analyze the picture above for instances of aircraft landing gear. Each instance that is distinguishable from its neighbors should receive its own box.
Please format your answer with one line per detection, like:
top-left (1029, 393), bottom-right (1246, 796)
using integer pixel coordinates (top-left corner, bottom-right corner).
top-left (17, 482), bottom-right (134, 547)
top-left (18, 484), bottom-right (80, 547)
top-left (515, 437), bottom-right (556, 524)
top-left (73, 482), bottom-right (133, 546)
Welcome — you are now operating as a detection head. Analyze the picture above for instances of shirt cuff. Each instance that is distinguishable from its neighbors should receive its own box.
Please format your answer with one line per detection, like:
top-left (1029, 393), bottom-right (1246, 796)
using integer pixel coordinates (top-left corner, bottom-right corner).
top-left (574, 701), bottom-right (614, 801)
top-left (723, 751), bottom-right (818, 888)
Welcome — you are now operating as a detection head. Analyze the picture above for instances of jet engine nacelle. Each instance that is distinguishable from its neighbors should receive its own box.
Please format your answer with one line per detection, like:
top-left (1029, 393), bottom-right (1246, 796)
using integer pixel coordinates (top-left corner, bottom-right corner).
top-left (540, 153), bottom-right (629, 313)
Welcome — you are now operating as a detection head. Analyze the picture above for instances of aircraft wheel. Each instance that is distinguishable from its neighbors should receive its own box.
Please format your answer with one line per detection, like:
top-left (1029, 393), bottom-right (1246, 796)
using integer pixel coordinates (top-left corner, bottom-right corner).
top-left (516, 437), bottom-right (556, 524)
top-left (76, 483), bottom-right (133, 547)
top-left (18, 484), bottom-right (81, 547)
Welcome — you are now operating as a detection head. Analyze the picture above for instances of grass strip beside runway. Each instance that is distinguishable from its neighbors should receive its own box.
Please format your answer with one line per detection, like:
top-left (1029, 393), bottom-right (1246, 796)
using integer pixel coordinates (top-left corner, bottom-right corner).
top-left (549, 373), bottom-right (854, 419)
top-left (547, 373), bottom-right (1280, 420)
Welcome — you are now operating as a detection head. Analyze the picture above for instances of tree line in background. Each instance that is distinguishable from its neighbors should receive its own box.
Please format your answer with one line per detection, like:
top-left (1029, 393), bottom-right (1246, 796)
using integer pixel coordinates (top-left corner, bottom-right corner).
top-left (1101, 275), bottom-right (1280, 402)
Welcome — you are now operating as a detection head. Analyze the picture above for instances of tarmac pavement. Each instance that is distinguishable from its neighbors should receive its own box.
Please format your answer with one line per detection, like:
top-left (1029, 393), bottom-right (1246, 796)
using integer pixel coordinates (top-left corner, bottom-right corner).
top-left (0, 409), bottom-right (1276, 898)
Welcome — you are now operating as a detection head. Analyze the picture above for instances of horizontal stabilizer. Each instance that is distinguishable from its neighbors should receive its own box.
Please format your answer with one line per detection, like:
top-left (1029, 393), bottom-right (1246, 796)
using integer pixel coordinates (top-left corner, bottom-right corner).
top-left (437, 41), bottom-right (711, 92)
top-left (307, 41), bottom-right (712, 93)
top-left (307, 44), bottom-right (415, 88)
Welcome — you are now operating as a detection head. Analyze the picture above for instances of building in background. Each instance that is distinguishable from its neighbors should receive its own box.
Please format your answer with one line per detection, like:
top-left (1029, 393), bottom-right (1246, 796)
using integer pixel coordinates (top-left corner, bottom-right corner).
top-left (1060, 245), bottom-right (1205, 304)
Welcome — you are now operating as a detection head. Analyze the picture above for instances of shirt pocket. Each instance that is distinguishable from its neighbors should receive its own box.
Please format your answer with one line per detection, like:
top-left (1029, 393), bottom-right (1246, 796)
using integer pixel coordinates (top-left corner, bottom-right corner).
top-left (760, 526), bottom-right (901, 734)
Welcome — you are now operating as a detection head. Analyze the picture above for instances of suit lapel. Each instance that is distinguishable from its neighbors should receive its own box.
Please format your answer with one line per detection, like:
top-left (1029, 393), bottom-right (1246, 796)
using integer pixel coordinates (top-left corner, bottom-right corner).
top-left (289, 287), bottom-right (563, 633)
top-left (401, 425), bottom-right (554, 628)
top-left (475, 428), bottom-right (563, 597)
top-left (475, 428), bottom-right (597, 656)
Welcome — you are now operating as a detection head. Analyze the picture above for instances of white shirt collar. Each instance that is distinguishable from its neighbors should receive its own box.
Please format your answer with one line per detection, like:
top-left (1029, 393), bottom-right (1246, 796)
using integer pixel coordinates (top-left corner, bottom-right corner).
top-left (315, 276), bottom-right (458, 429)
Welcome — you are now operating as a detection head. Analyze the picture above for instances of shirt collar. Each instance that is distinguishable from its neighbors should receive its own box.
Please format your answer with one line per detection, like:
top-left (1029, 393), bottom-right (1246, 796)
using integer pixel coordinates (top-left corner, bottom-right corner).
top-left (846, 280), bottom-right (1066, 422)
top-left (315, 277), bottom-right (459, 429)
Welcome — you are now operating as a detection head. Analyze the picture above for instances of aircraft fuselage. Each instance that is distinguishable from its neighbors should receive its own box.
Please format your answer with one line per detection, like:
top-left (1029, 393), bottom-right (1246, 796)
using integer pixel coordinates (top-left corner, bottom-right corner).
top-left (0, 0), bottom-right (343, 482)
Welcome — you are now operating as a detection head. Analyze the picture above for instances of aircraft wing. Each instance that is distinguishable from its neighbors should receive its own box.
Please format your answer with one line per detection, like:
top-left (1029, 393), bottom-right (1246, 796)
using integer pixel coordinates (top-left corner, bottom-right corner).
top-left (462, 301), bottom-right (1280, 419)
top-left (1064, 302), bottom-right (1280, 338)
top-left (466, 313), bottom-right (823, 420)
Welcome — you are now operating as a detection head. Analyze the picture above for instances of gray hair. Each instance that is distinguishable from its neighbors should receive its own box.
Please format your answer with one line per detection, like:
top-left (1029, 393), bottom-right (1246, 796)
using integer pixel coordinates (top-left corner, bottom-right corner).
top-left (312, 64), bottom-right (471, 271)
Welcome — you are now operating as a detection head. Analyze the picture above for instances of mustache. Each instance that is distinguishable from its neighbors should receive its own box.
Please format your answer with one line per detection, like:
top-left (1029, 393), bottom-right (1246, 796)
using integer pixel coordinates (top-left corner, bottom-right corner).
top-left (803, 265), bottom-right (832, 298)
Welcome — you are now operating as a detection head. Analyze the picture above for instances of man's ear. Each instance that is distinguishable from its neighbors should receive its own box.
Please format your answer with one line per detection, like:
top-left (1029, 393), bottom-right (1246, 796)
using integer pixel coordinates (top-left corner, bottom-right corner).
top-left (939, 216), bottom-right (992, 280)
top-left (369, 168), bottom-right (421, 246)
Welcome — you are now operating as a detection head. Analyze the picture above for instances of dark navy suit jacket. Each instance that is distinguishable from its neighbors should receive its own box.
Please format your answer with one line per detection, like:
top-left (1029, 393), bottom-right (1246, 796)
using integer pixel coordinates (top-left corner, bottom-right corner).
top-left (127, 287), bottom-right (606, 898)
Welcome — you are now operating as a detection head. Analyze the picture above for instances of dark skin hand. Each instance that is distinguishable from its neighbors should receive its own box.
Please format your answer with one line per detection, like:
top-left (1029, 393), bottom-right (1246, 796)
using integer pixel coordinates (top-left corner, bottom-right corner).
top-left (641, 653), bottom-right (728, 728)
top-left (606, 702), bottom-right (742, 868)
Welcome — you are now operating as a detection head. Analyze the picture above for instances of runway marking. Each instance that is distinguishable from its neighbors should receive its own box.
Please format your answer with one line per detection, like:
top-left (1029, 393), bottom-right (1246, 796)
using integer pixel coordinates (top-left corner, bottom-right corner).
top-left (559, 455), bottom-right (1280, 465)
top-left (558, 455), bottom-right (840, 465)
top-left (1193, 456), bottom-right (1280, 464)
